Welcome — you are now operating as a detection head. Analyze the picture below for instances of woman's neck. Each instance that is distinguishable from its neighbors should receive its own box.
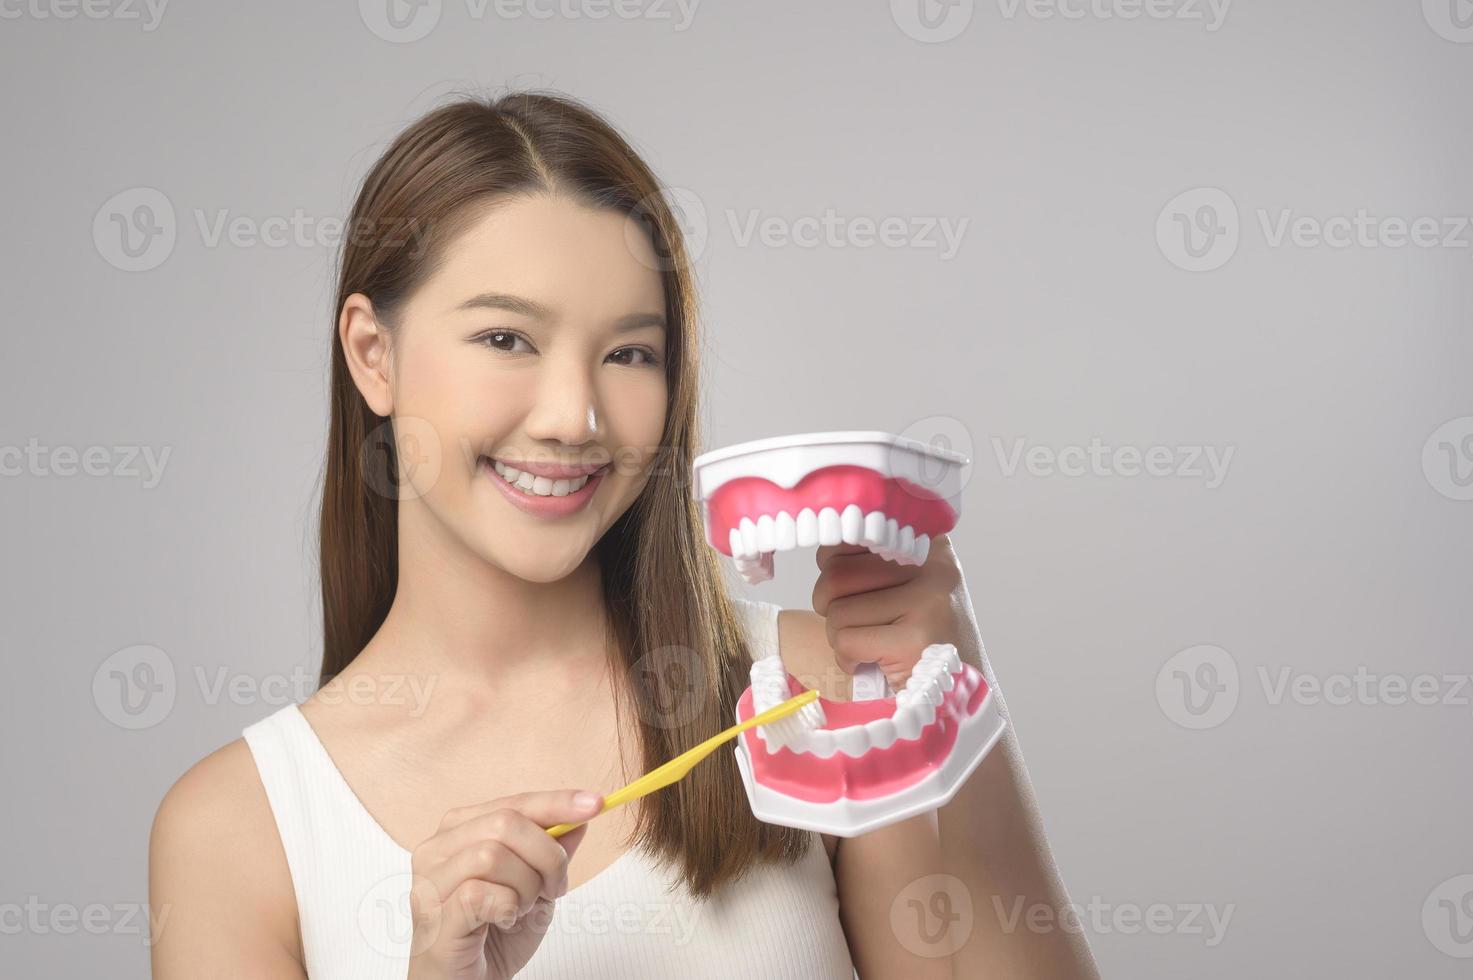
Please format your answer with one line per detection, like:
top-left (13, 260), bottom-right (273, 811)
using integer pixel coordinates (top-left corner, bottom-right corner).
top-left (358, 515), bottom-right (612, 703)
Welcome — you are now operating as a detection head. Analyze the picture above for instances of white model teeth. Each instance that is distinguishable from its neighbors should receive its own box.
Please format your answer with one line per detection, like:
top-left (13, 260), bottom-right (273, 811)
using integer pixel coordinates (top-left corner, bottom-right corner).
top-left (748, 644), bottom-right (961, 757)
top-left (729, 506), bottom-right (931, 583)
top-left (492, 460), bottom-right (591, 497)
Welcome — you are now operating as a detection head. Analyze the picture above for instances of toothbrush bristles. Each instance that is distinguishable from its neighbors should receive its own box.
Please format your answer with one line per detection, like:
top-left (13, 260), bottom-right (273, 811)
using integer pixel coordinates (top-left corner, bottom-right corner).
top-left (763, 696), bottom-right (826, 748)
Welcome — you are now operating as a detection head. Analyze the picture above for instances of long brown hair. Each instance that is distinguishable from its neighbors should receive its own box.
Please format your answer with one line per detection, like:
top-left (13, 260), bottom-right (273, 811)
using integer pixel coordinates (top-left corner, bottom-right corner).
top-left (315, 89), bottom-right (811, 898)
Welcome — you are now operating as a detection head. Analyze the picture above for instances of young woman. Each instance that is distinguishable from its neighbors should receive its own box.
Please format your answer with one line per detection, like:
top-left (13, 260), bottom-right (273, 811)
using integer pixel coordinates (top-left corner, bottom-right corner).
top-left (148, 90), bottom-right (1100, 980)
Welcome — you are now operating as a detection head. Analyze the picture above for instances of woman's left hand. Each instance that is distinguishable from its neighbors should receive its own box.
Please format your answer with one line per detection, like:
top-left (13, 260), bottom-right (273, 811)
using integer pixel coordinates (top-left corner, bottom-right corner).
top-left (810, 532), bottom-right (982, 691)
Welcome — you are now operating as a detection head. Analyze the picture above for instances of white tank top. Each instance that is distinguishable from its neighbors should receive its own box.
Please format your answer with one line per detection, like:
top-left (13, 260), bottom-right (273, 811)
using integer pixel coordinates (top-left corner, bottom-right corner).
top-left (243, 598), bottom-right (857, 979)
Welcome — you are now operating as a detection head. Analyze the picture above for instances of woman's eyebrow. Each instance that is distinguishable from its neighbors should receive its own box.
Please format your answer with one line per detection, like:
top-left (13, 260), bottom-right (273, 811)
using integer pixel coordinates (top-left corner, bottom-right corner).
top-left (615, 312), bottom-right (667, 333)
top-left (456, 292), bottom-right (665, 333)
top-left (455, 292), bottom-right (550, 318)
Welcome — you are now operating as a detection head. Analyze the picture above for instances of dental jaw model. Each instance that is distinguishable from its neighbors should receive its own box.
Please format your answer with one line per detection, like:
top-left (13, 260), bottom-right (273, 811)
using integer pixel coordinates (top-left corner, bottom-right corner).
top-left (692, 431), bottom-right (1008, 836)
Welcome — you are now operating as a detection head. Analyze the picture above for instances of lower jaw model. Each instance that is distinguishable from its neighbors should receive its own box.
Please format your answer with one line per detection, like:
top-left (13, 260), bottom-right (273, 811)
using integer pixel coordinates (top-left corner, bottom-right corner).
top-left (732, 643), bottom-right (1006, 836)
top-left (693, 431), bottom-right (1008, 837)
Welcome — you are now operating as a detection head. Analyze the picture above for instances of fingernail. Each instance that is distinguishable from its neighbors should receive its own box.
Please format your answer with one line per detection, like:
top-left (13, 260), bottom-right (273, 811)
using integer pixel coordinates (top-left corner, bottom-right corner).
top-left (573, 790), bottom-right (600, 811)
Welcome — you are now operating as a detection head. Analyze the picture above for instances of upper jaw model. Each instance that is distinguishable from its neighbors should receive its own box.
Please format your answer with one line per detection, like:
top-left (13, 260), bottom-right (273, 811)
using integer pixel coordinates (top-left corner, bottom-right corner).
top-left (691, 431), bottom-right (969, 585)
top-left (693, 430), bottom-right (1007, 837)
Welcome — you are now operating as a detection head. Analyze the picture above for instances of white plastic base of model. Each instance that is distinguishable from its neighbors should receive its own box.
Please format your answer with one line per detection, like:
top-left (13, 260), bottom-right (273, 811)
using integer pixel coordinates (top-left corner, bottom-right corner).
top-left (851, 661), bottom-right (893, 701)
top-left (733, 683), bottom-right (1006, 837)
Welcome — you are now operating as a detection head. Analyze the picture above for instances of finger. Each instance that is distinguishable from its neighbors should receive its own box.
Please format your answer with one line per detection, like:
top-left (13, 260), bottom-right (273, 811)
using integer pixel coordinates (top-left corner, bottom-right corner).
top-left (814, 543), bottom-right (870, 571)
top-left (437, 789), bottom-right (603, 834)
top-left (822, 586), bottom-right (916, 644)
top-left (812, 554), bottom-right (921, 616)
top-left (438, 809), bottom-right (584, 901)
top-left (445, 838), bottom-right (545, 913)
top-left (439, 877), bottom-right (522, 938)
top-left (829, 621), bottom-right (929, 686)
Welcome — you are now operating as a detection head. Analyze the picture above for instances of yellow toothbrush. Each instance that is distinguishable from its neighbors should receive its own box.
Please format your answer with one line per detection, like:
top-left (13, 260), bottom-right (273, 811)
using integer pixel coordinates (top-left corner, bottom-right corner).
top-left (545, 688), bottom-right (820, 838)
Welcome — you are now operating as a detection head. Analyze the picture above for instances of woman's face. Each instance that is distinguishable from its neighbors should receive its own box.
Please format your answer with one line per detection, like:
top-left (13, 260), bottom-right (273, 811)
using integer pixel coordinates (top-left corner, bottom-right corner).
top-left (351, 191), bottom-right (670, 583)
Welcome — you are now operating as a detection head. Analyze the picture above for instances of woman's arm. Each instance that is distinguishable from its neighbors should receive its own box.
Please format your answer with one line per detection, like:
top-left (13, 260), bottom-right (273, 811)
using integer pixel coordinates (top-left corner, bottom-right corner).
top-left (149, 739), bottom-right (307, 979)
top-left (779, 610), bottom-right (952, 977)
top-left (792, 534), bottom-right (1102, 978)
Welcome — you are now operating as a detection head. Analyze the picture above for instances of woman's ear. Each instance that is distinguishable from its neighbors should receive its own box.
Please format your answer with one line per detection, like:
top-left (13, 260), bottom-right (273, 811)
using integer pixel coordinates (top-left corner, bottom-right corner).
top-left (339, 292), bottom-right (394, 417)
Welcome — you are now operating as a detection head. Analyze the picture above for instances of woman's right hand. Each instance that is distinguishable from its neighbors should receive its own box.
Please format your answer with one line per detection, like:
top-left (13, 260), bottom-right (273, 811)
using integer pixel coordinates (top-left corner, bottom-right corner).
top-left (405, 789), bottom-right (604, 980)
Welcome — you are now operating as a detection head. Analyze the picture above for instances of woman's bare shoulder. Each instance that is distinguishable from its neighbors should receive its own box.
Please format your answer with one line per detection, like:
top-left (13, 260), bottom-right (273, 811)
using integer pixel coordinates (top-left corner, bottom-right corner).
top-left (149, 737), bottom-right (304, 976)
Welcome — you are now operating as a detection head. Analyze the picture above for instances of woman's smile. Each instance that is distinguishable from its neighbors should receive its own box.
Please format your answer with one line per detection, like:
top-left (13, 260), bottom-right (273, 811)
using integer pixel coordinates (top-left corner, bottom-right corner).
top-left (481, 454), bottom-right (610, 517)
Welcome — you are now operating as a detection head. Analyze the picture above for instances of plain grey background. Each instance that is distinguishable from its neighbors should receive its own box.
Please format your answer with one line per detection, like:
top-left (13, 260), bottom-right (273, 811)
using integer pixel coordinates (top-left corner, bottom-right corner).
top-left (3, 1), bottom-right (1470, 977)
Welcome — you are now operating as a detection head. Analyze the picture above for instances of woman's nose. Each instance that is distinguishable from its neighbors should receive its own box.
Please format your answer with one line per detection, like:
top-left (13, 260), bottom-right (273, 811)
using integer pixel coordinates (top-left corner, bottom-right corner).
top-left (523, 362), bottom-right (601, 447)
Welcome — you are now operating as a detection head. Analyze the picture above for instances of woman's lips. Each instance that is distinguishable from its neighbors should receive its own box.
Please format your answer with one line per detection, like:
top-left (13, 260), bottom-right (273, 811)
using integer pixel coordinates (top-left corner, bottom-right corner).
top-left (481, 457), bottom-right (607, 518)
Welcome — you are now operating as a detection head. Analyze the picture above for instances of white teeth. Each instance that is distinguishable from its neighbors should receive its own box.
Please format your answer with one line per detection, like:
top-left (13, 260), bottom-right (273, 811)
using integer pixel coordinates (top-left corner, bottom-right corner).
top-left (818, 507), bottom-right (842, 545)
top-left (727, 506), bottom-right (931, 570)
top-left (740, 517), bottom-right (757, 555)
top-left (747, 644), bottom-right (963, 757)
top-left (775, 511), bottom-right (797, 550)
top-left (796, 508), bottom-right (818, 546)
top-left (756, 514), bottom-right (775, 552)
top-left (491, 460), bottom-right (592, 497)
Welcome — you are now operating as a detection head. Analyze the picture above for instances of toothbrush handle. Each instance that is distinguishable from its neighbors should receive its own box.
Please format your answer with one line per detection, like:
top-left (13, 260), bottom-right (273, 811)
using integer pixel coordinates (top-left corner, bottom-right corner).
top-left (852, 661), bottom-right (893, 701)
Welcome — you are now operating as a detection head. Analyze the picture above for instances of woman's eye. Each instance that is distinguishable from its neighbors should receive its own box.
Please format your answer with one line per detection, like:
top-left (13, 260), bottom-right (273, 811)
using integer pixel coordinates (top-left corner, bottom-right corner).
top-left (608, 346), bottom-right (661, 367)
top-left (479, 330), bottom-right (534, 353)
